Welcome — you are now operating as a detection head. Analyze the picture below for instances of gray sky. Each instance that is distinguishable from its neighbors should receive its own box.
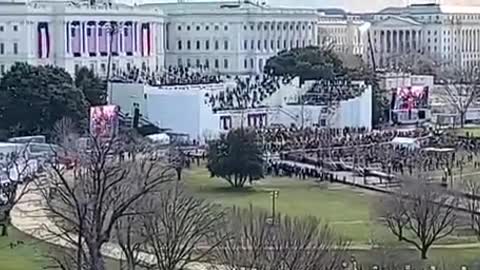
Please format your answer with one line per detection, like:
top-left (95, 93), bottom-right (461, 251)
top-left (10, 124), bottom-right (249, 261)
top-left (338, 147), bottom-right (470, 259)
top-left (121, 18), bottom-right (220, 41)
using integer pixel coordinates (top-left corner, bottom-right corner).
top-left (137, 0), bottom-right (480, 13)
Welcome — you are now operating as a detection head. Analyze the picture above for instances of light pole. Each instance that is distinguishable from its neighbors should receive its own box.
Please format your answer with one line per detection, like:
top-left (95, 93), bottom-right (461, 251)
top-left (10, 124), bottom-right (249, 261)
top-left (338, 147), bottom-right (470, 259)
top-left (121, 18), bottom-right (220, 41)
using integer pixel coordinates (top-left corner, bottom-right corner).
top-left (270, 190), bottom-right (279, 225)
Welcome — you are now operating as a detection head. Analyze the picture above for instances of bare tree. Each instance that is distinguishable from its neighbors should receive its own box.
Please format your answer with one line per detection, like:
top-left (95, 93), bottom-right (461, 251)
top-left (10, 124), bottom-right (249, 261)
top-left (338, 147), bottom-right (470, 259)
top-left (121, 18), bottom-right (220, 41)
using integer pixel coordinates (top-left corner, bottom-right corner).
top-left (462, 180), bottom-right (480, 239)
top-left (113, 205), bottom-right (147, 270)
top-left (437, 66), bottom-right (480, 128)
top-left (383, 181), bottom-right (458, 259)
top-left (0, 144), bottom-right (38, 236)
top-left (142, 183), bottom-right (226, 270)
top-left (377, 194), bottom-right (408, 242)
top-left (212, 207), bottom-right (348, 270)
top-left (41, 135), bottom-right (174, 270)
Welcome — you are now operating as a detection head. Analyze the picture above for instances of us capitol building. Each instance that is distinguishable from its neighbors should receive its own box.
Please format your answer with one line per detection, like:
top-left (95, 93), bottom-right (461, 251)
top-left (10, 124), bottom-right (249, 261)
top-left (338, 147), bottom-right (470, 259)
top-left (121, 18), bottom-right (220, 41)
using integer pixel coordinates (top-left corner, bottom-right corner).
top-left (1, 0), bottom-right (480, 76)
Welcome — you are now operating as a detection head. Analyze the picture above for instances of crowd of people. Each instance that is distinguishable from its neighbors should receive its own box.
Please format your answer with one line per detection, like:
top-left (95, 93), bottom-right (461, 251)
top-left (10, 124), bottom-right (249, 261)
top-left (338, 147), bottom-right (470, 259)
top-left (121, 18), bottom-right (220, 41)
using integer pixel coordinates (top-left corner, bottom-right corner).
top-left (206, 74), bottom-right (286, 112)
top-left (262, 126), bottom-right (429, 152)
top-left (264, 126), bottom-right (480, 184)
top-left (302, 80), bottom-right (366, 106)
top-left (110, 65), bottom-right (223, 86)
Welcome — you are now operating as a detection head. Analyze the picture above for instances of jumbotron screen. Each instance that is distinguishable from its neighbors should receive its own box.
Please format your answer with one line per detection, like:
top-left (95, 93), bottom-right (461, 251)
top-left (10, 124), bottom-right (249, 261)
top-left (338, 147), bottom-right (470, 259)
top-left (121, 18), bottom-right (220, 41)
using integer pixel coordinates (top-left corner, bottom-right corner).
top-left (89, 105), bottom-right (119, 138)
top-left (391, 86), bottom-right (429, 111)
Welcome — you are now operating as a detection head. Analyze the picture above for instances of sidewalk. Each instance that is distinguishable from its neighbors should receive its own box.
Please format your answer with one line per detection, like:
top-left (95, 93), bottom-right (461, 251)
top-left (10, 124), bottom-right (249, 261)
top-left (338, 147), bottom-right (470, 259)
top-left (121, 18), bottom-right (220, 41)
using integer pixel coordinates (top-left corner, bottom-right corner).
top-left (9, 182), bottom-right (219, 270)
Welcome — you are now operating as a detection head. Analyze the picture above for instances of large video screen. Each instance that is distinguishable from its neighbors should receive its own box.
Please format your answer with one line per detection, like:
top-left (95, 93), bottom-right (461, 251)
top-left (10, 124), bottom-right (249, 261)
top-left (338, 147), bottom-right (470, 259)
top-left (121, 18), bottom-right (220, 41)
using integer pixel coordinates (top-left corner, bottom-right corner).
top-left (89, 105), bottom-right (119, 138)
top-left (392, 86), bottom-right (429, 111)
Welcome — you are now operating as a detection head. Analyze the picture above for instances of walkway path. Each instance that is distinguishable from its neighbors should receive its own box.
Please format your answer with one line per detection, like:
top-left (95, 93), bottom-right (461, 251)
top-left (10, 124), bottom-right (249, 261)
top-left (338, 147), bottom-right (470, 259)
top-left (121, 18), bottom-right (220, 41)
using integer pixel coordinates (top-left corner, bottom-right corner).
top-left (10, 180), bottom-right (219, 270)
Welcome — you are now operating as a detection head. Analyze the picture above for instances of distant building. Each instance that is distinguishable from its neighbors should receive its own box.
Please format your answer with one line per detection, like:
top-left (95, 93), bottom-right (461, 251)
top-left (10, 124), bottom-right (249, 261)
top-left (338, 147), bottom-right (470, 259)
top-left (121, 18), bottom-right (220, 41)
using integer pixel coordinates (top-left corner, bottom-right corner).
top-left (317, 9), bottom-right (370, 57)
top-left (366, 3), bottom-right (480, 70)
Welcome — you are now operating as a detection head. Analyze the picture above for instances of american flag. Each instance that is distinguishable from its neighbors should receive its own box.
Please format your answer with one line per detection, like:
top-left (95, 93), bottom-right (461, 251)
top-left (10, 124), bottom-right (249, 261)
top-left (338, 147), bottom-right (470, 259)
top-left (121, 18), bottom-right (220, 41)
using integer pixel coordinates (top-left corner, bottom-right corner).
top-left (124, 22), bottom-right (133, 55)
top-left (37, 22), bottom-right (50, 58)
top-left (87, 21), bottom-right (97, 56)
top-left (71, 22), bottom-right (81, 56)
top-left (99, 22), bottom-right (108, 55)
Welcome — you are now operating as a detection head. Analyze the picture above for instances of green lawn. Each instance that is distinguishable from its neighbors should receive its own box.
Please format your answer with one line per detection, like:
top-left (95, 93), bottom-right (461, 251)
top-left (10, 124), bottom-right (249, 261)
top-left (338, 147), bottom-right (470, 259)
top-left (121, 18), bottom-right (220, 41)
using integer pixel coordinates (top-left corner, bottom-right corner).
top-left (0, 227), bottom-right (124, 270)
top-left (184, 167), bottom-right (480, 265)
top-left (453, 127), bottom-right (480, 137)
top-left (0, 227), bottom-right (50, 270)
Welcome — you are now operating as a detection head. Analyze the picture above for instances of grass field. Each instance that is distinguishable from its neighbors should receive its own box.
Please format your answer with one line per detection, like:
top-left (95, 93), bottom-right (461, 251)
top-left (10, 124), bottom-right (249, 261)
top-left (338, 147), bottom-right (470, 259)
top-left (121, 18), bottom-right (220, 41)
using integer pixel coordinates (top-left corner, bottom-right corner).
top-left (184, 166), bottom-right (480, 266)
top-left (0, 227), bottom-right (123, 270)
top-left (0, 227), bottom-right (50, 270)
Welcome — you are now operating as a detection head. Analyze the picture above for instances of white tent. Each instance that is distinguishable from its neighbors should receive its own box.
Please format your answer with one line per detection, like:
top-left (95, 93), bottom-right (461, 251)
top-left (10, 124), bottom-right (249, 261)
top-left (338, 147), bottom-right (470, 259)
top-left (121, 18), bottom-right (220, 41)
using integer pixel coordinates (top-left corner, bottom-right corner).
top-left (146, 133), bottom-right (171, 145)
top-left (390, 137), bottom-right (419, 149)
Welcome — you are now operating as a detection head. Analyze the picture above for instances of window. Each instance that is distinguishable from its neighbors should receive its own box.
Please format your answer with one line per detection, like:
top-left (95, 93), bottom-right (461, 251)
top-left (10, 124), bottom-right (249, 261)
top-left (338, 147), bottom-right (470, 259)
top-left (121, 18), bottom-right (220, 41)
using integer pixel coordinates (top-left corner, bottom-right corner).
top-left (196, 40), bottom-right (200, 50)
top-left (277, 40), bottom-right (280, 49)
top-left (257, 40), bottom-right (261, 50)
top-left (244, 59), bottom-right (248, 68)
top-left (296, 40), bottom-right (299, 48)
top-left (0, 26), bottom-right (3, 32)
top-left (264, 40), bottom-right (267, 50)
top-left (214, 59), bottom-right (219, 68)
top-left (0, 43), bottom-right (3, 55)
top-left (244, 25), bottom-right (247, 30)
top-left (289, 25), bottom-right (293, 30)
top-left (215, 25), bottom-right (219, 31)
top-left (224, 25), bottom-right (228, 31)
top-left (205, 25), bottom-right (209, 31)
top-left (224, 59), bottom-right (228, 69)
top-left (259, 59), bottom-right (263, 71)
top-left (251, 40), bottom-right (254, 50)
top-left (98, 28), bottom-right (102, 36)
top-left (177, 58), bottom-right (182, 66)
top-left (13, 25), bottom-right (17, 32)
top-left (187, 26), bottom-right (191, 31)
top-left (284, 40), bottom-right (287, 49)
top-left (0, 64), bottom-right (4, 75)
top-left (13, 43), bottom-right (18, 55)
top-left (250, 25), bottom-right (254, 31)
top-left (71, 28), bottom-right (76, 37)
top-left (250, 58), bottom-right (254, 68)
top-left (123, 28), bottom-right (128, 37)
top-left (178, 40), bottom-right (182, 50)
top-left (224, 40), bottom-right (228, 50)
top-left (196, 59), bottom-right (201, 67)
top-left (302, 40), bottom-right (305, 47)
top-left (215, 40), bottom-right (219, 50)
top-left (205, 59), bottom-right (209, 68)
top-left (206, 40), bottom-right (210, 50)
top-left (257, 24), bottom-right (261, 31)
top-left (290, 40), bottom-right (294, 48)
top-left (196, 26), bottom-right (200, 31)
top-left (87, 28), bottom-right (92, 36)
top-left (296, 25), bottom-right (299, 30)
top-left (100, 63), bottom-right (106, 73)
top-left (178, 26), bottom-right (182, 31)
top-left (271, 40), bottom-right (274, 50)
top-left (244, 40), bottom-right (248, 50)
top-left (187, 40), bottom-right (191, 50)
top-left (277, 25), bottom-right (281, 30)
top-left (271, 25), bottom-right (274, 30)
top-left (186, 58), bottom-right (191, 67)
top-left (264, 25), bottom-right (268, 31)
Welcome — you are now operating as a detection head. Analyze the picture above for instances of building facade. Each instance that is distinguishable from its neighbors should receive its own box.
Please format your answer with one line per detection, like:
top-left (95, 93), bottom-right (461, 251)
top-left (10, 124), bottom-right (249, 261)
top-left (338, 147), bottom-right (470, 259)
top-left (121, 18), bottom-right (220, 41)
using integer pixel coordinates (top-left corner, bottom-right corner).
top-left (367, 3), bottom-right (480, 70)
top-left (317, 9), bottom-right (370, 57)
top-left (0, 0), bottom-right (165, 76)
top-left (143, 1), bottom-right (318, 74)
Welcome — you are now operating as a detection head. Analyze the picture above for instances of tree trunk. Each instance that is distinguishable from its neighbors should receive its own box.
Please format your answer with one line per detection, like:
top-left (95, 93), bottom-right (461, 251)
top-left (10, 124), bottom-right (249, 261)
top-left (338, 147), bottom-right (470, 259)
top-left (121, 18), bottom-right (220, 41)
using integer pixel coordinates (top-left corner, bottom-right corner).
top-left (176, 168), bottom-right (182, 181)
top-left (420, 247), bottom-right (428, 260)
top-left (460, 111), bottom-right (465, 128)
top-left (0, 224), bottom-right (7, 236)
top-left (87, 242), bottom-right (106, 270)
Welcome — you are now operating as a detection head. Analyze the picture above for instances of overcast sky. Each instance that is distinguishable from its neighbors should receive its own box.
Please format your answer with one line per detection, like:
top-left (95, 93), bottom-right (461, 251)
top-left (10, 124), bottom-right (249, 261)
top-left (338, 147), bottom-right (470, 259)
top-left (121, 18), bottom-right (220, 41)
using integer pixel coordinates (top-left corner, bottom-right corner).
top-left (137, 0), bottom-right (480, 12)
